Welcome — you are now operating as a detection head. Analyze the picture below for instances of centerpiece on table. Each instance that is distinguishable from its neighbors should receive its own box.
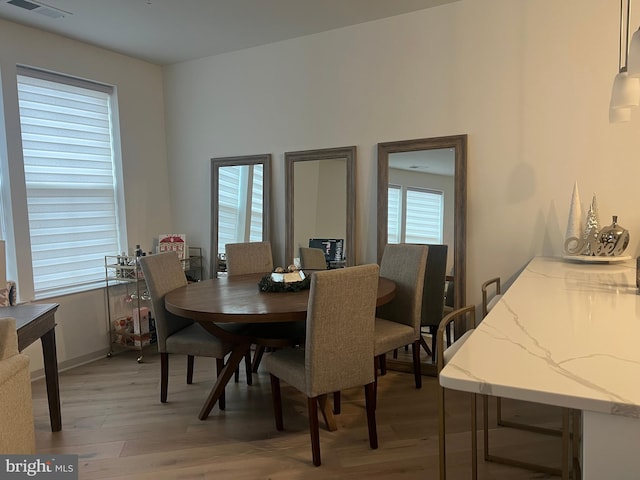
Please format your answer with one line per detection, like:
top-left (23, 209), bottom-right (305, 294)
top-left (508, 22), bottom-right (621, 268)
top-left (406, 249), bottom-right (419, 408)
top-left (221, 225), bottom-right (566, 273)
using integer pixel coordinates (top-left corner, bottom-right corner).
top-left (258, 264), bottom-right (311, 292)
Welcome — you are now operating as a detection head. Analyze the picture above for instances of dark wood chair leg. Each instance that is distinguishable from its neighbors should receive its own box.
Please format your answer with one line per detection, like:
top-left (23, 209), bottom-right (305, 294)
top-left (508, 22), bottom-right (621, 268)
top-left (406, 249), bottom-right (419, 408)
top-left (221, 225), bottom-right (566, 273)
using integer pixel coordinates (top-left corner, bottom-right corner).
top-left (160, 352), bottom-right (169, 403)
top-left (379, 354), bottom-right (387, 375)
top-left (373, 356), bottom-right (379, 410)
top-left (269, 374), bottom-right (284, 431)
top-left (186, 355), bottom-right (194, 384)
top-left (252, 345), bottom-right (266, 373)
top-left (216, 358), bottom-right (226, 411)
top-left (412, 340), bottom-right (422, 389)
top-left (234, 366), bottom-right (239, 383)
top-left (393, 348), bottom-right (398, 359)
top-left (364, 382), bottom-right (378, 449)
top-left (431, 327), bottom-right (437, 362)
top-left (333, 391), bottom-right (341, 414)
top-left (245, 350), bottom-right (252, 385)
top-left (308, 396), bottom-right (321, 466)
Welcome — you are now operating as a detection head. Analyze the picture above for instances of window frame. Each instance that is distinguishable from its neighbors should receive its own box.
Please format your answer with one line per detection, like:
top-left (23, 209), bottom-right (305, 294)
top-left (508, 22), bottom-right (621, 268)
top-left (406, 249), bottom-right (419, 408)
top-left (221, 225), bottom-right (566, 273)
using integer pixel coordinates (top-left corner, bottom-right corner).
top-left (6, 65), bottom-right (127, 300)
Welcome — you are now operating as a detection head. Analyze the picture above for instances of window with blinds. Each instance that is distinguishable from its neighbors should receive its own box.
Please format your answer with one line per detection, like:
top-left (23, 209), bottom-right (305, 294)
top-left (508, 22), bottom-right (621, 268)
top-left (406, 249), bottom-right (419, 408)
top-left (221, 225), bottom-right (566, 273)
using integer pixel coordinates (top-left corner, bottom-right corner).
top-left (405, 187), bottom-right (443, 244)
top-left (387, 185), bottom-right (443, 244)
top-left (16, 67), bottom-right (124, 298)
top-left (217, 164), bottom-right (263, 254)
top-left (387, 184), bottom-right (402, 244)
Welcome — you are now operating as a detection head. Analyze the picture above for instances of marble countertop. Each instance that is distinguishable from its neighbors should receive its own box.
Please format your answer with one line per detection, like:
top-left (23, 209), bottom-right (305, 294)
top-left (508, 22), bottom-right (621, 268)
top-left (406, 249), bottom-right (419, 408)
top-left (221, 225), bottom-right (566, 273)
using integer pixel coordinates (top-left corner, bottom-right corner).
top-left (439, 256), bottom-right (640, 418)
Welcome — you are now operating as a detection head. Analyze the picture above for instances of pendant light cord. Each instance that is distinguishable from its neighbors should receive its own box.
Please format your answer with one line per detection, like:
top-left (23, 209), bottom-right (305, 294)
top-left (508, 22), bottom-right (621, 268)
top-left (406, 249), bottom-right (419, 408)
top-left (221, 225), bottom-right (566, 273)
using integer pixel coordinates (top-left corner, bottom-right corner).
top-left (620, 0), bottom-right (631, 72)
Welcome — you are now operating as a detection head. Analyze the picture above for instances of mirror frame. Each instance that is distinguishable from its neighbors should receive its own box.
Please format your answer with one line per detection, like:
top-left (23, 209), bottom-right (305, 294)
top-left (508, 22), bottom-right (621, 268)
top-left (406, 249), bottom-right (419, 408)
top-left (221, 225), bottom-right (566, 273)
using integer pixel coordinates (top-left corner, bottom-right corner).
top-left (210, 154), bottom-right (271, 278)
top-left (377, 134), bottom-right (467, 312)
top-left (285, 146), bottom-right (356, 268)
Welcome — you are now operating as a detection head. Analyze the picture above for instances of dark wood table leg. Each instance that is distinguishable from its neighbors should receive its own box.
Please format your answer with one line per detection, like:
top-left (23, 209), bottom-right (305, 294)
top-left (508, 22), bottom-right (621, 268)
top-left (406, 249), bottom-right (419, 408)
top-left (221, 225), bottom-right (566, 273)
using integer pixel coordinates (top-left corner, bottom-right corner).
top-left (199, 343), bottom-right (251, 421)
top-left (40, 328), bottom-right (62, 432)
top-left (317, 394), bottom-right (337, 432)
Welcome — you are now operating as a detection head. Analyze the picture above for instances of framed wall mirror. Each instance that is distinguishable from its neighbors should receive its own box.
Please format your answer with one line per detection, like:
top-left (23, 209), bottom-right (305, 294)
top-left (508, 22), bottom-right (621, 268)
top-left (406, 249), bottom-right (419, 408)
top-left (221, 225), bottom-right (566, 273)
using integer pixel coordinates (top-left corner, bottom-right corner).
top-left (210, 154), bottom-right (271, 278)
top-left (285, 146), bottom-right (356, 268)
top-left (377, 135), bottom-right (467, 374)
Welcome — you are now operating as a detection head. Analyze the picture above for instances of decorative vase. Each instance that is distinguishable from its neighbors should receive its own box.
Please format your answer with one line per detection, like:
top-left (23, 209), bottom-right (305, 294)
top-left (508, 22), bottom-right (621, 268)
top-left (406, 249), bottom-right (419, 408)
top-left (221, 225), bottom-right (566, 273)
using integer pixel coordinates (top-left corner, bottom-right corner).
top-left (596, 216), bottom-right (630, 256)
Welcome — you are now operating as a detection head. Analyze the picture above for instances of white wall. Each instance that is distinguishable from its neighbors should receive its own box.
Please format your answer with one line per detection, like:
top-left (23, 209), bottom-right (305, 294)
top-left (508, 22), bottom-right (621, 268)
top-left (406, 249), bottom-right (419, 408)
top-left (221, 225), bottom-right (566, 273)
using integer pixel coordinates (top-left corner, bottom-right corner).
top-left (0, 19), bottom-right (170, 373)
top-left (164, 0), bottom-right (640, 306)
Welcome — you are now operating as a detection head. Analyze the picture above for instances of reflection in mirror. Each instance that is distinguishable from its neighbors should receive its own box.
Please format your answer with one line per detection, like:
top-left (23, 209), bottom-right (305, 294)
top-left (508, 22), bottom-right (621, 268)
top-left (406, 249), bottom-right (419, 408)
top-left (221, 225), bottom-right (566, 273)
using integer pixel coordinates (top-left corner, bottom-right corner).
top-left (378, 135), bottom-right (467, 374)
top-left (388, 149), bottom-right (455, 273)
top-left (211, 154), bottom-right (271, 278)
top-left (285, 147), bottom-right (355, 268)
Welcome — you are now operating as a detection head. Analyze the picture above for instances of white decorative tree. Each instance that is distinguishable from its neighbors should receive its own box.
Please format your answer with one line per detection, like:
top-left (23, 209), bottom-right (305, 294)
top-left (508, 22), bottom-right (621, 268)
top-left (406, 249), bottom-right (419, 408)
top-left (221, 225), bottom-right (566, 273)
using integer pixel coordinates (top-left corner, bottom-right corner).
top-left (565, 181), bottom-right (583, 244)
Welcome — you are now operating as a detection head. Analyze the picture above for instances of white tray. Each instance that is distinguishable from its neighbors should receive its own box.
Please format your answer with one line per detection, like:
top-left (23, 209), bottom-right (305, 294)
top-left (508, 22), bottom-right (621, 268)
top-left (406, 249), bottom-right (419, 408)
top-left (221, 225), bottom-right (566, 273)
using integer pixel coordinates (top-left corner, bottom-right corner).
top-left (562, 255), bottom-right (632, 264)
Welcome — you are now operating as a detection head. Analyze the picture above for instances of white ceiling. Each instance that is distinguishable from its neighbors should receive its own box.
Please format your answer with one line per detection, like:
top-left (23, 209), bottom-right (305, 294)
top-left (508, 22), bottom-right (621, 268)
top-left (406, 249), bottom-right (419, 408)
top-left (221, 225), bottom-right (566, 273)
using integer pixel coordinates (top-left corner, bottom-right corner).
top-left (390, 149), bottom-right (455, 177)
top-left (0, 0), bottom-right (458, 65)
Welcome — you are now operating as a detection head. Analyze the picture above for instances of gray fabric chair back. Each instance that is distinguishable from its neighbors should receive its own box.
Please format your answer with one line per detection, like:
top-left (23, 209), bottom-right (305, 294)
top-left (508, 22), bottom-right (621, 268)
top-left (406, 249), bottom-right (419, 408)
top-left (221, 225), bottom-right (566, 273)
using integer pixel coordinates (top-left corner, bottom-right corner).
top-left (305, 264), bottom-right (379, 397)
top-left (419, 244), bottom-right (448, 328)
top-left (299, 247), bottom-right (327, 269)
top-left (376, 244), bottom-right (428, 338)
top-left (225, 241), bottom-right (274, 276)
top-left (139, 252), bottom-right (191, 353)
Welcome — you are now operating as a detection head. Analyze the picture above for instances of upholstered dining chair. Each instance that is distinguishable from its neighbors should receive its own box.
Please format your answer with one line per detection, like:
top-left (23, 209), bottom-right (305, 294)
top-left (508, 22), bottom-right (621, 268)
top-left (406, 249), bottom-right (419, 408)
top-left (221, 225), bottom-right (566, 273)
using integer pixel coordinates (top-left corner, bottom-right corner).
top-left (225, 241), bottom-right (304, 376)
top-left (225, 241), bottom-right (274, 276)
top-left (264, 264), bottom-right (380, 466)
top-left (417, 244), bottom-right (448, 362)
top-left (437, 305), bottom-right (478, 480)
top-left (140, 252), bottom-right (233, 408)
top-left (481, 277), bottom-right (502, 319)
top-left (224, 241), bottom-right (277, 375)
top-left (480, 277), bottom-right (571, 478)
top-left (299, 247), bottom-right (328, 270)
top-left (374, 243), bottom-right (428, 391)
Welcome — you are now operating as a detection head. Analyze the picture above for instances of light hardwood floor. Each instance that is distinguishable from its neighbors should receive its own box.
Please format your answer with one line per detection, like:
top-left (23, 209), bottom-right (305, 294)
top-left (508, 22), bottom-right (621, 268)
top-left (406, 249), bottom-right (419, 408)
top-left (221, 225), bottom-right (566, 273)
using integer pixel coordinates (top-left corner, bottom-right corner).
top-left (32, 348), bottom-right (565, 479)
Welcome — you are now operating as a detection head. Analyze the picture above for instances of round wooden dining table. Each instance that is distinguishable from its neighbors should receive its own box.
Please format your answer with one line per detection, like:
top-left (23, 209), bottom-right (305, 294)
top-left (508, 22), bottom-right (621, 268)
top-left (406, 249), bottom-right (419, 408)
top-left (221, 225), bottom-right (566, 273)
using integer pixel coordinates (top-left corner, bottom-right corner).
top-left (165, 272), bottom-right (396, 421)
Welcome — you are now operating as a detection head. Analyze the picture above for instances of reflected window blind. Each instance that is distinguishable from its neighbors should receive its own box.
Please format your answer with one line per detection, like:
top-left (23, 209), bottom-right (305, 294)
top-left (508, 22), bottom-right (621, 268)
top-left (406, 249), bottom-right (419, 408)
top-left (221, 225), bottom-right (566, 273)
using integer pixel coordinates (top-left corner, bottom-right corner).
top-left (405, 187), bottom-right (443, 244)
top-left (17, 70), bottom-right (121, 298)
top-left (249, 165), bottom-right (263, 242)
top-left (387, 185), bottom-right (401, 244)
top-left (218, 166), bottom-right (242, 254)
top-left (218, 165), bottom-right (264, 254)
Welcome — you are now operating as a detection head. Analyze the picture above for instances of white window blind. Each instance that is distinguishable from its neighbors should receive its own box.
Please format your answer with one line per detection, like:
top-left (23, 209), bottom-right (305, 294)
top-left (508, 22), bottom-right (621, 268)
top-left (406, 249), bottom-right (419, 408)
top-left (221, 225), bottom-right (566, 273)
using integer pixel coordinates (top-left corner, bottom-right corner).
top-left (405, 187), bottom-right (443, 244)
top-left (387, 185), bottom-right (401, 244)
top-left (388, 185), bottom-right (443, 244)
top-left (218, 164), bottom-right (263, 254)
top-left (249, 165), bottom-right (264, 241)
top-left (17, 69), bottom-right (123, 298)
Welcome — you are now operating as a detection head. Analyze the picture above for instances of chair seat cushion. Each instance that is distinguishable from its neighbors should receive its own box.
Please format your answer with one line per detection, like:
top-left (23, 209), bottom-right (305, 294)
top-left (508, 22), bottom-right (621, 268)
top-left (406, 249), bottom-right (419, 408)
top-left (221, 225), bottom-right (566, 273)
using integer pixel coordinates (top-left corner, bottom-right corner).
top-left (263, 347), bottom-right (307, 394)
top-left (443, 328), bottom-right (474, 365)
top-left (374, 317), bottom-right (415, 356)
top-left (165, 322), bottom-right (232, 358)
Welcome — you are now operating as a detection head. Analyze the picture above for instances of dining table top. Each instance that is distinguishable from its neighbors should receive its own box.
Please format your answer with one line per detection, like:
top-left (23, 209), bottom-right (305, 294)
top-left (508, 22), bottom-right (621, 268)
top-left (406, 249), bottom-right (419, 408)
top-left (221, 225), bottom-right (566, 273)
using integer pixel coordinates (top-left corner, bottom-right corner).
top-left (165, 271), bottom-right (396, 324)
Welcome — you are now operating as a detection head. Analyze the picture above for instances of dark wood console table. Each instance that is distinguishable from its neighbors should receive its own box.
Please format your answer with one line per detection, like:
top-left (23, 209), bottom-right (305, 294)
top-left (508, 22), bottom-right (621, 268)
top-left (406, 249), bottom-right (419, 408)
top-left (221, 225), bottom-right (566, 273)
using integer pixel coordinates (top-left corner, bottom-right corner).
top-left (5, 303), bottom-right (61, 432)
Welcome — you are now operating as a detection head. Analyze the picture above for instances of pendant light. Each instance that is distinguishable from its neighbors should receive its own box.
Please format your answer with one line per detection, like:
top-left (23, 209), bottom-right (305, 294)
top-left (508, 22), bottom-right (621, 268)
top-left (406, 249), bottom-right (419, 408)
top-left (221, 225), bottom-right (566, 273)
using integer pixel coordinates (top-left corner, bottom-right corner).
top-left (611, 0), bottom-right (640, 119)
top-left (628, 24), bottom-right (640, 77)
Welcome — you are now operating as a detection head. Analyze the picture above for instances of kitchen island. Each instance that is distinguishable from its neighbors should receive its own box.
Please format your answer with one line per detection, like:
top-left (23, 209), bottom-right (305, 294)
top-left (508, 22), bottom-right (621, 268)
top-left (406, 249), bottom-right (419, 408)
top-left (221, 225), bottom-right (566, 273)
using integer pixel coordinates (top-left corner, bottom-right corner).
top-left (439, 256), bottom-right (640, 479)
